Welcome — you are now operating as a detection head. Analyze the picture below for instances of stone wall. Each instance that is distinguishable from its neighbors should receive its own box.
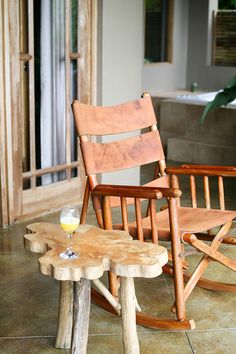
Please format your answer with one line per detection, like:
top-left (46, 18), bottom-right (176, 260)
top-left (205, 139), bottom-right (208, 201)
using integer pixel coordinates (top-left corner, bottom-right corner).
top-left (159, 99), bottom-right (236, 165)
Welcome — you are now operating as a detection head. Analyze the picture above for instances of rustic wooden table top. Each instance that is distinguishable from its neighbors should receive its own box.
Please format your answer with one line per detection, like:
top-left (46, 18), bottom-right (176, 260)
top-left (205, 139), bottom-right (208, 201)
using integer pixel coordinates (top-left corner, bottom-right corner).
top-left (24, 222), bottom-right (168, 281)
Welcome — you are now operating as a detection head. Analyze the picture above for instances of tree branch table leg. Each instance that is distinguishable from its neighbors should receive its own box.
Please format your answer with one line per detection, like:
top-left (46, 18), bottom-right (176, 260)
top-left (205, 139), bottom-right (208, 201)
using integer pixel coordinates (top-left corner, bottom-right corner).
top-left (120, 277), bottom-right (140, 354)
top-left (71, 279), bottom-right (91, 354)
top-left (55, 280), bottom-right (74, 349)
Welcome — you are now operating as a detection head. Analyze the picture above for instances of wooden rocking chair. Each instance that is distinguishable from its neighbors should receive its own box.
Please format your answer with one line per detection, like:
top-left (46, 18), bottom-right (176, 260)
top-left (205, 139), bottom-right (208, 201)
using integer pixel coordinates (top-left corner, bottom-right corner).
top-left (72, 94), bottom-right (236, 330)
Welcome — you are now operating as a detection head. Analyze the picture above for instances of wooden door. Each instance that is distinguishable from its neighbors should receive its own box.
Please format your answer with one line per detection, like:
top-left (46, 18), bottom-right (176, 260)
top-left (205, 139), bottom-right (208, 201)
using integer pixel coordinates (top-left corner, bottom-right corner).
top-left (0, 0), bottom-right (97, 226)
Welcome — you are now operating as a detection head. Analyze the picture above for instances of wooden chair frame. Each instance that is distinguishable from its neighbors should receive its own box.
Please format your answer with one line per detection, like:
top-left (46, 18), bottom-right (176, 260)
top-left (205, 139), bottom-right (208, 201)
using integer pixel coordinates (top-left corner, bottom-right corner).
top-left (72, 95), bottom-right (236, 330)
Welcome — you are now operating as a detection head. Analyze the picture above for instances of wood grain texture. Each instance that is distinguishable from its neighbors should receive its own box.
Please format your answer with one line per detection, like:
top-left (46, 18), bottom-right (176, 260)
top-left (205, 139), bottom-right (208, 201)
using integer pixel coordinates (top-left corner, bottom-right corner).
top-left (93, 184), bottom-right (181, 199)
top-left (1, 0), bottom-right (95, 226)
top-left (71, 279), bottom-right (91, 354)
top-left (78, 0), bottom-right (92, 105)
top-left (24, 223), bottom-right (168, 281)
top-left (65, 0), bottom-right (72, 181)
top-left (120, 277), bottom-right (140, 354)
top-left (3, 0), bottom-right (16, 223)
top-left (20, 178), bottom-right (82, 220)
top-left (0, 0), bottom-right (8, 225)
top-left (8, 0), bottom-right (22, 216)
top-left (28, 0), bottom-right (36, 189)
top-left (55, 281), bottom-right (74, 349)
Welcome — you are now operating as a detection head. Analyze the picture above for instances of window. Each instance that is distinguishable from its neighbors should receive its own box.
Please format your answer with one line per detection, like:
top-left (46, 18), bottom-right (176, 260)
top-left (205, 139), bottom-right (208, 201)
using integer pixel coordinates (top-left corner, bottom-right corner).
top-left (213, 0), bottom-right (236, 66)
top-left (144, 0), bottom-right (173, 64)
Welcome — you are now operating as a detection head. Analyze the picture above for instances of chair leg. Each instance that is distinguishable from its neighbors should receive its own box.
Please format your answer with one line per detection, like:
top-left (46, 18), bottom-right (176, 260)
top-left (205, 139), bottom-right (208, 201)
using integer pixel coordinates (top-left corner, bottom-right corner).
top-left (102, 195), bottom-right (120, 299)
top-left (182, 221), bottom-right (234, 302)
top-left (168, 198), bottom-right (186, 321)
top-left (80, 179), bottom-right (90, 225)
top-left (108, 272), bottom-right (120, 300)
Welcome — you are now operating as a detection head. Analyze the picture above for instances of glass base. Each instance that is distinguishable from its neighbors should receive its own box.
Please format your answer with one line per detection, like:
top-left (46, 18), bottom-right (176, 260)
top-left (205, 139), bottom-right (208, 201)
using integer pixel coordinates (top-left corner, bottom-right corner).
top-left (60, 249), bottom-right (78, 260)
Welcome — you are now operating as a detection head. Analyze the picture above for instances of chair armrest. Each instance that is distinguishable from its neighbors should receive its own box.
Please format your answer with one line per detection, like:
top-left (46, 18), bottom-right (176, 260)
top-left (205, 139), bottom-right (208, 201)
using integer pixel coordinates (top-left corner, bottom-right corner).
top-left (93, 184), bottom-right (182, 199)
top-left (165, 164), bottom-right (236, 177)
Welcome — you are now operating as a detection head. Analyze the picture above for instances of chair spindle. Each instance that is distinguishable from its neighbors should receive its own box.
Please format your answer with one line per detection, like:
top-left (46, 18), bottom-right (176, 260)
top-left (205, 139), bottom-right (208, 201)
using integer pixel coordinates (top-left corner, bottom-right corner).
top-left (203, 176), bottom-right (211, 209)
top-left (171, 174), bottom-right (181, 206)
top-left (121, 197), bottom-right (129, 231)
top-left (102, 196), bottom-right (113, 230)
top-left (158, 159), bottom-right (166, 177)
top-left (149, 199), bottom-right (158, 244)
top-left (190, 175), bottom-right (197, 208)
top-left (218, 176), bottom-right (225, 210)
top-left (135, 198), bottom-right (144, 242)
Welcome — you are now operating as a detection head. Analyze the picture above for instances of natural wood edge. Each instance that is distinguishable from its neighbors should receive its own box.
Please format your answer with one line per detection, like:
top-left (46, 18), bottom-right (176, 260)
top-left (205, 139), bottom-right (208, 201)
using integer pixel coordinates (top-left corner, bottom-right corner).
top-left (91, 288), bottom-right (195, 331)
top-left (24, 222), bottom-right (57, 253)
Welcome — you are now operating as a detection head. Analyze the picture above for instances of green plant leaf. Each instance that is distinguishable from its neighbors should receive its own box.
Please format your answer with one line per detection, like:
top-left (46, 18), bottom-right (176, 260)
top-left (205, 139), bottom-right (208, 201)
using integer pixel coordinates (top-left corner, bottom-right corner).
top-left (225, 74), bottom-right (236, 89)
top-left (200, 75), bottom-right (236, 124)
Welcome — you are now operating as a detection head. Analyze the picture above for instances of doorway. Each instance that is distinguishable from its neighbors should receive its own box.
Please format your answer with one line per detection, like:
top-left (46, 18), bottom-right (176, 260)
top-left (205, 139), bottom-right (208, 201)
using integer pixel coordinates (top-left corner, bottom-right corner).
top-left (0, 0), bottom-right (96, 226)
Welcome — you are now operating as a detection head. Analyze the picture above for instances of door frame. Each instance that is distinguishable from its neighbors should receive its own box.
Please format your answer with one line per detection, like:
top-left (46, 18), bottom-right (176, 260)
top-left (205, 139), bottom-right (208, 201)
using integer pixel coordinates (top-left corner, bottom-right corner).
top-left (0, 0), bottom-right (97, 226)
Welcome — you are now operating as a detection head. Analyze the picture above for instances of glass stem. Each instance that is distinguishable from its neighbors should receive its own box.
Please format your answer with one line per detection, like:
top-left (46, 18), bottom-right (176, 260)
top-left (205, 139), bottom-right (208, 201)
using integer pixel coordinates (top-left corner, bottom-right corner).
top-left (67, 233), bottom-right (72, 253)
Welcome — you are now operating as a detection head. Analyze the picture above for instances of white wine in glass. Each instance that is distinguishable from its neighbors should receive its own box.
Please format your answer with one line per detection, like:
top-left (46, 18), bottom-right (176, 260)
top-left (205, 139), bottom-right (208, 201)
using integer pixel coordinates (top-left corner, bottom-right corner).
top-left (60, 205), bottom-right (80, 260)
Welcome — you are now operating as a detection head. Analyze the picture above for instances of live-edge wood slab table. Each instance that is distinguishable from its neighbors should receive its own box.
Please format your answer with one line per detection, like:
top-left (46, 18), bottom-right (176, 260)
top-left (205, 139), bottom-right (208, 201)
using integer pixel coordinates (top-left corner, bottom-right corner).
top-left (24, 223), bottom-right (168, 354)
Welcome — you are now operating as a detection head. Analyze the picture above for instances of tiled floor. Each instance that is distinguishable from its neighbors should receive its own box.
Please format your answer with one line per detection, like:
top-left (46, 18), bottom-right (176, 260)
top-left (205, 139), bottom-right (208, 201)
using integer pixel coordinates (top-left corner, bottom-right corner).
top-left (0, 162), bottom-right (235, 353)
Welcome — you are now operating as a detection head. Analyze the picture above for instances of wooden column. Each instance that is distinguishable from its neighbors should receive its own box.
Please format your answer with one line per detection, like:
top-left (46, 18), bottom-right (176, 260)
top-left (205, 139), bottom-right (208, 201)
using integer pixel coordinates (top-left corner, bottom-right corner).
top-left (8, 0), bottom-right (22, 217)
top-left (0, 0), bottom-right (16, 225)
top-left (120, 277), bottom-right (140, 354)
top-left (71, 279), bottom-right (91, 354)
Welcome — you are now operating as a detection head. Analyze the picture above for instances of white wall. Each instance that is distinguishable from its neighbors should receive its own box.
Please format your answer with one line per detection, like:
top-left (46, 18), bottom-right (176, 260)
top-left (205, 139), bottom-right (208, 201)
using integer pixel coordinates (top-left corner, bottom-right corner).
top-left (186, 0), bottom-right (236, 91)
top-left (101, 0), bottom-right (143, 104)
top-left (142, 0), bottom-right (189, 93)
top-left (98, 0), bottom-right (144, 185)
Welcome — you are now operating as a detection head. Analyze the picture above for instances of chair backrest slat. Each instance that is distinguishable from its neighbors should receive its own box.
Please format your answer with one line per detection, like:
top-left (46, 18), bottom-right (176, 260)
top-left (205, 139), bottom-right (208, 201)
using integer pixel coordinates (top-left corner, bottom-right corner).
top-left (72, 96), bottom-right (157, 136)
top-left (81, 130), bottom-right (165, 175)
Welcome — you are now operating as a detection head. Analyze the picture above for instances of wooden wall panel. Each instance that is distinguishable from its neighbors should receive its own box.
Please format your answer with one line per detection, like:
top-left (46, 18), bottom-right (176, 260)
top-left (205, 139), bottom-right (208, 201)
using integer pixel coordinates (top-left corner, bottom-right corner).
top-left (0, 0), bottom-right (96, 226)
top-left (78, 0), bottom-right (92, 105)
top-left (8, 0), bottom-right (23, 217)
top-left (0, 0), bottom-right (9, 226)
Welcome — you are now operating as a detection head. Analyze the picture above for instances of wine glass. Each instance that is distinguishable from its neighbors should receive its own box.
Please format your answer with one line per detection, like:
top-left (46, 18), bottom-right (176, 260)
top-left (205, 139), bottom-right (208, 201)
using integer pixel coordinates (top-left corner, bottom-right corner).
top-left (60, 205), bottom-right (80, 260)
